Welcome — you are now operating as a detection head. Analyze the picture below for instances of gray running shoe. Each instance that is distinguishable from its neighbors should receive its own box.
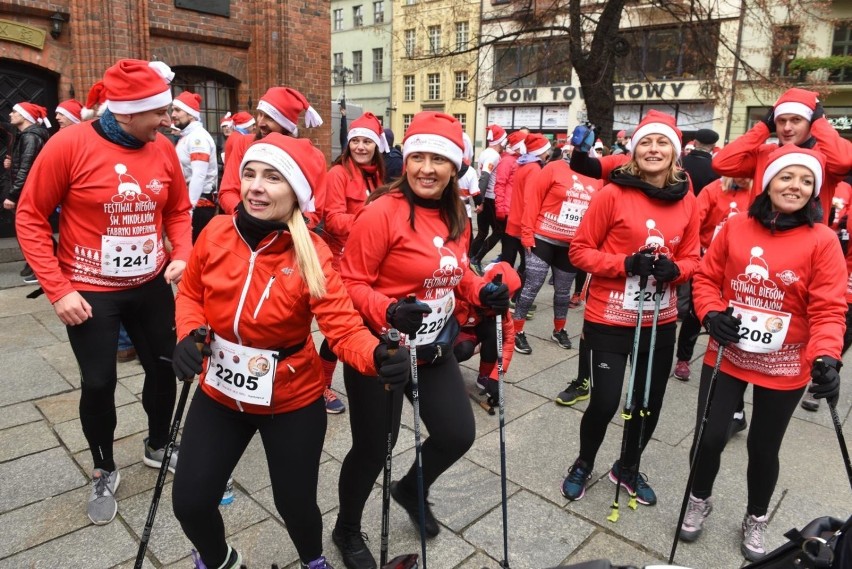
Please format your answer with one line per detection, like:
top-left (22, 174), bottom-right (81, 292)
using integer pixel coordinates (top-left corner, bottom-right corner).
top-left (679, 494), bottom-right (712, 542)
top-left (143, 437), bottom-right (179, 473)
top-left (88, 468), bottom-right (121, 525)
top-left (741, 513), bottom-right (769, 561)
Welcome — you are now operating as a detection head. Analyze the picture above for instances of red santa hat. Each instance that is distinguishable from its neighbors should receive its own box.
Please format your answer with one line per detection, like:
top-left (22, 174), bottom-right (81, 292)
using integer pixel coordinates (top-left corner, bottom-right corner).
top-left (462, 132), bottom-right (473, 163)
top-left (172, 91), bottom-right (202, 120)
top-left (507, 131), bottom-right (526, 155)
top-left (347, 112), bottom-right (389, 153)
top-left (402, 112), bottom-right (465, 170)
top-left (773, 88), bottom-right (820, 122)
top-left (239, 132), bottom-right (325, 213)
top-left (56, 99), bottom-right (83, 124)
top-left (761, 144), bottom-right (825, 196)
top-left (631, 110), bottom-right (682, 156)
top-left (104, 59), bottom-right (174, 115)
top-left (525, 133), bottom-right (551, 156)
top-left (220, 112), bottom-right (234, 129)
top-left (257, 87), bottom-right (323, 135)
top-left (617, 129), bottom-right (627, 138)
top-left (485, 124), bottom-right (507, 147)
top-left (482, 261), bottom-right (522, 297)
top-left (13, 102), bottom-right (51, 129)
top-left (232, 111), bottom-right (256, 130)
top-left (82, 81), bottom-right (107, 120)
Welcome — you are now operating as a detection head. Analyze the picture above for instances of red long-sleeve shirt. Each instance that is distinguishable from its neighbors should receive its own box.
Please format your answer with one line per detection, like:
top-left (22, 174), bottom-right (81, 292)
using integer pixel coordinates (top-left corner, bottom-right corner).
top-left (569, 182), bottom-right (700, 327)
top-left (693, 213), bottom-right (846, 389)
top-left (694, 179), bottom-right (754, 250)
top-left (522, 160), bottom-right (602, 247)
top-left (217, 133), bottom-right (253, 215)
top-left (323, 161), bottom-right (381, 266)
top-left (493, 153), bottom-right (518, 220)
top-left (15, 123), bottom-right (192, 303)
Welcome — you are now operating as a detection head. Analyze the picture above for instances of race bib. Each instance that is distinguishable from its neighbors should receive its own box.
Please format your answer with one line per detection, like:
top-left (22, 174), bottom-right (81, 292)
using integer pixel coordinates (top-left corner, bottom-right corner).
top-left (413, 292), bottom-right (455, 346)
top-left (206, 335), bottom-right (277, 406)
top-left (557, 201), bottom-right (588, 229)
top-left (101, 234), bottom-right (158, 277)
top-left (730, 300), bottom-right (791, 354)
top-left (622, 275), bottom-right (671, 311)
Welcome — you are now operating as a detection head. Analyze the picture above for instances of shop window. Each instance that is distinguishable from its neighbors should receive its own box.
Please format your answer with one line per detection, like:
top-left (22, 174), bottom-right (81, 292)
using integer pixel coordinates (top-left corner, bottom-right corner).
top-left (615, 23), bottom-right (719, 82)
top-left (172, 67), bottom-right (238, 133)
top-left (492, 39), bottom-right (571, 88)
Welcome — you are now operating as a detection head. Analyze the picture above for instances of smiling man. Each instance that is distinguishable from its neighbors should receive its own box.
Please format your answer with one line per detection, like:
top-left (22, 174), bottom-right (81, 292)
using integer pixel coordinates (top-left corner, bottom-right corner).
top-left (14, 59), bottom-right (192, 526)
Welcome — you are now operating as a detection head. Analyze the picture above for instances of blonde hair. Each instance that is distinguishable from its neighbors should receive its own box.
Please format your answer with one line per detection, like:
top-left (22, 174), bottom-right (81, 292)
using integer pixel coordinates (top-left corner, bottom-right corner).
top-left (620, 157), bottom-right (686, 186)
top-left (721, 177), bottom-right (752, 192)
top-left (286, 208), bottom-right (326, 298)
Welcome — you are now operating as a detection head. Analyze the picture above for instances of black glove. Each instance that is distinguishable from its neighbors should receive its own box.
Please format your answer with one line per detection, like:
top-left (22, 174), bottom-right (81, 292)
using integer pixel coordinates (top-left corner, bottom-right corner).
top-left (479, 281), bottom-right (510, 313)
top-left (625, 251), bottom-right (654, 278)
top-left (172, 330), bottom-right (209, 380)
top-left (387, 300), bottom-right (432, 335)
top-left (839, 215), bottom-right (848, 232)
top-left (374, 343), bottom-right (411, 390)
top-left (703, 310), bottom-right (741, 346)
top-left (810, 356), bottom-right (841, 403)
top-left (652, 254), bottom-right (680, 283)
top-left (761, 107), bottom-right (776, 133)
top-left (570, 125), bottom-right (595, 153)
top-left (811, 101), bottom-right (825, 122)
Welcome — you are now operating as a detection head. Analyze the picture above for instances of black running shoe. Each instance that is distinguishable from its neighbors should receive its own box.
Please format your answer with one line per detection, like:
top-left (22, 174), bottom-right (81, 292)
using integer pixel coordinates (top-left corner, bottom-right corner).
top-left (555, 378), bottom-right (590, 406)
top-left (390, 480), bottom-right (440, 537)
top-left (332, 524), bottom-right (377, 569)
top-left (551, 329), bottom-right (572, 349)
top-left (514, 331), bottom-right (532, 354)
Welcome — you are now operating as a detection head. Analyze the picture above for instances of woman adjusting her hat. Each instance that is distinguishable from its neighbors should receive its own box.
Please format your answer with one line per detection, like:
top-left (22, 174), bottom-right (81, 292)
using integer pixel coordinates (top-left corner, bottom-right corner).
top-left (170, 133), bottom-right (409, 569)
top-left (564, 110), bottom-right (700, 506)
top-left (333, 112), bottom-right (510, 569)
top-left (685, 145), bottom-right (845, 562)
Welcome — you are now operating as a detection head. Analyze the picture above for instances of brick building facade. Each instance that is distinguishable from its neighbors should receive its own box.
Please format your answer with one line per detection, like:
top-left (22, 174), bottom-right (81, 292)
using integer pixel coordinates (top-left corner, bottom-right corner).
top-left (0, 0), bottom-right (332, 154)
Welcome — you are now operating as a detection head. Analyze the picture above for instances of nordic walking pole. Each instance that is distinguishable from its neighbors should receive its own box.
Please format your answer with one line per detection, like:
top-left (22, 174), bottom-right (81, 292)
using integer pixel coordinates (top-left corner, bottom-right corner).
top-left (669, 313), bottom-right (730, 564)
top-left (608, 272), bottom-right (649, 523)
top-left (405, 296), bottom-right (429, 569)
top-left (493, 274), bottom-right (510, 568)
top-left (827, 396), bottom-right (852, 492)
top-left (627, 279), bottom-right (665, 511)
top-left (380, 329), bottom-right (401, 567)
top-left (135, 327), bottom-right (207, 569)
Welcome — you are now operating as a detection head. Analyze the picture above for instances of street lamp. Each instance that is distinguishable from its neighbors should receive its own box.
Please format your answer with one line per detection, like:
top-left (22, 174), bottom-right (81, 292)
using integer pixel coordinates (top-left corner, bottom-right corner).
top-left (333, 66), bottom-right (354, 109)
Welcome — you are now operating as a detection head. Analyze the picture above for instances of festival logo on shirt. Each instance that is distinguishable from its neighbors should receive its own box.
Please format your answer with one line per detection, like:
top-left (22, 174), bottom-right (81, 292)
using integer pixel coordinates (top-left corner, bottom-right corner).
top-left (641, 219), bottom-right (671, 257)
top-left (112, 164), bottom-right (151, 203)
top-left (730, 246), bottom-right (786, 310)
top-left (422, 236), bottom-right (464, 299)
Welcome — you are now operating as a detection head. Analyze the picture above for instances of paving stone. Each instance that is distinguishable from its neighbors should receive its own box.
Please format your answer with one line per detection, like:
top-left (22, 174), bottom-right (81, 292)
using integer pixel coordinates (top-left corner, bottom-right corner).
top-left (0, 518), bottom-right (138, 569)
top-left (0, 486), bottom-right (90, 559)
top-left (0, 401), bottom-right (41, 430)
top-left (565, 530), bottom-right (667, 567)
top-left (0, 313), bottom-right (58, 354)
top-left (464, 489), bottom-right (596, 569)
top-left (36, 383), bottom-right (135, 426)
top-left (231, 433), bottom-right (272, 493)
top-left (31, 308), bottom-right (70, 343)
top-left (0, 447), bottom-right (85, 514)
top-left (0, 420), bottom-right (59, 462)
top-left (55, 400), bottom-right (150, 453)
top-left (0, 349), bottom-right (72, 407)
top-left (36, 340), bottom-right (82, 388)
top-left (0, 285), bottom-right (51, 318)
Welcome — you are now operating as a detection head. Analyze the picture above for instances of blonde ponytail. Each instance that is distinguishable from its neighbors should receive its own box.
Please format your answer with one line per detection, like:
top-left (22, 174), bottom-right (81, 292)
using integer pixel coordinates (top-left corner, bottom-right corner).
top-left (287, 210), bottom-right (326, 298)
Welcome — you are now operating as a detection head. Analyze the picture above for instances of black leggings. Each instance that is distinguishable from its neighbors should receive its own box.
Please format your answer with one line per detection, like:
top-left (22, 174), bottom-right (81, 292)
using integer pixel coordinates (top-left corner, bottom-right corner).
top-left (500, 234), bottom-right (526, 298)
top-left (515, 239), bottom-right (575, 321)
top-left (579, 344), bottom-right (674, 469)
top-left (337, 355), bottom-right (476, 530)
top-left (66, 273), bottom-right (177, 470)
top-left (470, 198), bottom-right (503, 262)
top-left (689, 366), bottom-right (804, 517)
top-left (173, 389), bottom-right (327, 566)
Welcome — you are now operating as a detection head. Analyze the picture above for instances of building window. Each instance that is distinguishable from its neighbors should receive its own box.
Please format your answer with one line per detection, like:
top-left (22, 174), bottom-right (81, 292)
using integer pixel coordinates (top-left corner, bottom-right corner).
top-left (770, 25), bottom-right (800, 78)
top-left (404, 29), bottom-right (416, 58)
top-left (493, 40), bottom-right (572, 88)
top-left (373, 48), bottom-right (384, 81)
top-left (615, 23), bottom-right (720, 82)
top-left (454, 71), bottom-right (468, 99)
top-left (332, 54), bottom-right (344, 84)
top-left (453, 113), bottom-right (467, 132)
top-left (333, 9), bottom-right (343, 31)
top-left (427, 72), bottom-right (441, 100)
top-left (404, 75), bottom-right (416, 101)
top-left (352, 51), bottom-right (363, 82)
top-left (403, 114), bottom-right (414, 131)
top-left (172, 67), bottom-right (238, 134)
top-left (404, 0), bottom-right (416, 5)
top-left (353, 5), bottom-right (363, 27)
top-left (832, 23), bottom-right (852, 82)
top-left (455, 22), bottom-right (469, 52)
top-left (374, 1), bottom-right (384, 23)
top-left (428, 25), bottom-right (442, 55)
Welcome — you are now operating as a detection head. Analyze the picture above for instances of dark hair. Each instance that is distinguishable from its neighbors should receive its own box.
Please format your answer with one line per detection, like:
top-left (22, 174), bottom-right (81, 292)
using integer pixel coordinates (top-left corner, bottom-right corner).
top-left (367, 175), bottom-right (467, 241)
top-left (747, 190), bottom-right (822, 230)
top-left (332, 136), bottom-right (386, 181)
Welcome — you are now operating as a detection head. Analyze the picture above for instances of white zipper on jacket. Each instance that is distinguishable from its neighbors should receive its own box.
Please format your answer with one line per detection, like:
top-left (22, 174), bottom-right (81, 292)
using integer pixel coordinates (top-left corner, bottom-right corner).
top-left (253, 276), bottom-right (275, 319)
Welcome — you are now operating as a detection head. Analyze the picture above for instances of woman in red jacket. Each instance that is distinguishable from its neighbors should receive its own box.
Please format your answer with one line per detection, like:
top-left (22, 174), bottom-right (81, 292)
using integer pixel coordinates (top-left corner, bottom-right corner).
top-left (564, 110), bottom-right (701, 505)
top-left (170, 133), bottom-right (409, 569)
top-left (319, 112), bottom-right (388, 414)
top-left (682, 146), bottom-right (845, 562)
top-left (333, 112), bottom-right (509, 569)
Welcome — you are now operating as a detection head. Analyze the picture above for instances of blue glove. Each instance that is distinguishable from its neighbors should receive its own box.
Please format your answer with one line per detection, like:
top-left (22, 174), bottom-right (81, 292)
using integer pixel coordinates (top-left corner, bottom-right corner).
top-left (571, 125), bottom-right (595, 153)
